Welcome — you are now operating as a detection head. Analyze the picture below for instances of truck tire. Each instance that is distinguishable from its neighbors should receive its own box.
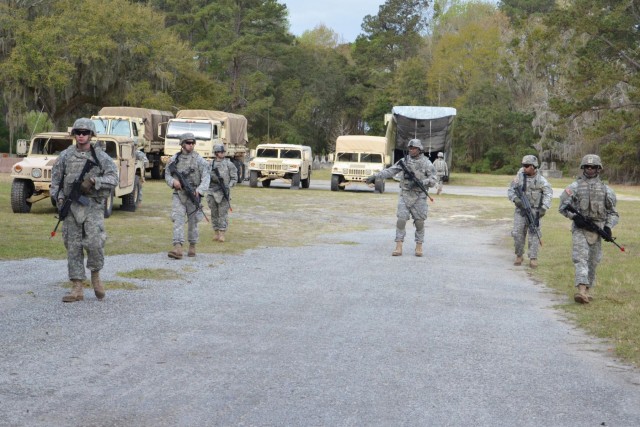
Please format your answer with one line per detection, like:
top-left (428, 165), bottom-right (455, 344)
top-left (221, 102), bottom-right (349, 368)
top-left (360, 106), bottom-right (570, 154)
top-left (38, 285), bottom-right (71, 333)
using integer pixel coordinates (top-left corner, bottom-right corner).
top-left (11, 179), bottom-right (34, 213)
top-left (291, 172), bottom-right (301, 189)
top-left (121, 176), bottom-right (139, 212)
top-left (374, 177), bottom-right (385, 194)
top-left (151, 161), bottom-right (163, 180)
top-left (104, 189), bottom-right (114, 218)
top-left (330, 174), bottom-right (340, 192)
top-left (301, 168), bottom-right (311, 189)
top-left (249, 170), bottom-right (258, 188)
top-left (261, 179), bottom-right (271, 188)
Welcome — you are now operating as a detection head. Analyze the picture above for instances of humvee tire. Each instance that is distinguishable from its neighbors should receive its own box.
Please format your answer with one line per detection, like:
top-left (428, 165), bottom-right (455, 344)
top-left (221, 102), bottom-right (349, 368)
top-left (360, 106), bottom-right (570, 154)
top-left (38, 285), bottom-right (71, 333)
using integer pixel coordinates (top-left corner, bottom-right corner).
top-left (330, 174), bottom-right (340, 192)
top-left (291, 173), bottom-right (301, 189)
top-left (261, 179), bottom-right (271, 188)
top-left (121, 176), bottom-right (139, 212)
top-left (249, 170), bottom-right (258, 188)
top-left (301, 168), bottom-right (311, 188)
top-left (11, 179), bottom-right (34, 213)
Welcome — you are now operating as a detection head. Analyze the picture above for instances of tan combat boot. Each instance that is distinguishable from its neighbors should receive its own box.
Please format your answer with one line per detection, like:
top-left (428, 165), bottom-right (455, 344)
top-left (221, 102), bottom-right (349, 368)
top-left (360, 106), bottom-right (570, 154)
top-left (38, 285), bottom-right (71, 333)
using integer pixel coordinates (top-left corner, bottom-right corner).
top-left (392, 241), bottom-right (403, 256)
top-left (91, 270), bottom-right (105, 300)
top-left (62, 280), bottom-right (84, 303)
top-left (529, 258), bottom-right (538, 269)
top-left (213, 230), bottom-right (220, 241)
top-left (415, 243), bottom-right (423, 257)
top-left (188, 243), bottom-right (196, 257)
top-left (585, 287), bottom-right (594, 302)
top-left (514, 256), bottom-right (523, 266)
top-left (574, 284), bottom-right (590, 304)
top-left (218, 231), bottom-right (226, 242)
top-left (168, 243), bottom-right (183, 259)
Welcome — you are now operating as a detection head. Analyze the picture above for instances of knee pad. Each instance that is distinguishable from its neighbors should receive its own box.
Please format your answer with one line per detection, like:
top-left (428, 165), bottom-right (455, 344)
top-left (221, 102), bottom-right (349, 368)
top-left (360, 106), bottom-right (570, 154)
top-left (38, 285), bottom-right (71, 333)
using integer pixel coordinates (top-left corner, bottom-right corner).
top-left (396, 219), bottom-right (407, 230)
top-left (414, 219), bottom-right (425, 232)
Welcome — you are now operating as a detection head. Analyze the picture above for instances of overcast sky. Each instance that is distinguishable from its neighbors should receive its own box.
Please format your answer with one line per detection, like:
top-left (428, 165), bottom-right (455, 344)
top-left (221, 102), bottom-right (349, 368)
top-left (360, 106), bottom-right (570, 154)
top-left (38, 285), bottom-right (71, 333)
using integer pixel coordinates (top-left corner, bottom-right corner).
top-left (283, 0), bottom-right (383, 43)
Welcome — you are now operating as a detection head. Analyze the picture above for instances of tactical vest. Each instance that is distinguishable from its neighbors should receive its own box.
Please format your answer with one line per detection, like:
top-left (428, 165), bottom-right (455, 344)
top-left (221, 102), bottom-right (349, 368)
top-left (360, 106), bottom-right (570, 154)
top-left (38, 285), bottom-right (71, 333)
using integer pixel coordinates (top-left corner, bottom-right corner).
top-left (174, 152), bottom-right (202, 189)
top-left (210, 159), bottom-right (231, 186)
top-left (400, 155), bottom-right (430, 191)
top-left (575, 176), bottom-right (607, 221)
top-left (520, 173), bottom-right (545, 208)
top-left (61, 148), bottom-right (108, 199)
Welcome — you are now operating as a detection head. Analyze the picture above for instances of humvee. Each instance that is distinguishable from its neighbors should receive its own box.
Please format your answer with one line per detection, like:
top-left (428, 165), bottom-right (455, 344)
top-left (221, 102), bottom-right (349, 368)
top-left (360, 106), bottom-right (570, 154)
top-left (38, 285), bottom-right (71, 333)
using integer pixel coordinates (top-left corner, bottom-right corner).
top-left (10, 133), bottom-right (144, 217)
top-left (248, 143), bottom-right (312, 189)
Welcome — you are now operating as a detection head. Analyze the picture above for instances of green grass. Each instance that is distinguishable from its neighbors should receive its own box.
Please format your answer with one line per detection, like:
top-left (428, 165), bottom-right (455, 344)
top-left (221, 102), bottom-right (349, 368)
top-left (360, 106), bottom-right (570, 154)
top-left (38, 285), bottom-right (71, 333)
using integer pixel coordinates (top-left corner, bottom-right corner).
top-left (2, 172), bottom-right (639, 367)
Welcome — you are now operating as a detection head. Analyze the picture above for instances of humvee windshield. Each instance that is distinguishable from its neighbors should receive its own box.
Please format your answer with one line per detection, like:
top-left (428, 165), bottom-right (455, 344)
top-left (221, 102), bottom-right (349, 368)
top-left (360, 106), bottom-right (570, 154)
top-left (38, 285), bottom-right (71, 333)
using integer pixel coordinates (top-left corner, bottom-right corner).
top-left (30, 137), bottom-right (74, 155)
top-left (280, 149), bottom-right (302, 159)
top-left (337, 152), bottom-right (382, 163)
top-left (257, 148), bottom-right (278, 158)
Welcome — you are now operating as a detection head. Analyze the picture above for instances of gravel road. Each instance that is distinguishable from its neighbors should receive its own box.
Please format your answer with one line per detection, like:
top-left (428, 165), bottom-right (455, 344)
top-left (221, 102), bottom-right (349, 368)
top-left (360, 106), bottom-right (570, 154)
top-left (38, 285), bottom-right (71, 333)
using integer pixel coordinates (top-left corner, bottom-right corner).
top-left (1, 221), bottom-right (639, 426)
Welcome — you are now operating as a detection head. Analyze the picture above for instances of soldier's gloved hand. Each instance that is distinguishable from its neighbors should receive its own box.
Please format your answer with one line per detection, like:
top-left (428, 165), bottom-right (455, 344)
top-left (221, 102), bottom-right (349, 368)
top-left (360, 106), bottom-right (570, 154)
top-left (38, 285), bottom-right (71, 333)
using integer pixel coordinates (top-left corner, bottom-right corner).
top-left (513, 197), bottom-right (524, 209)
top-left (365, 175), bottom-right (376, 185)
top-left (573, 215), bottom-right (589, 229)
top-left (603, 226), bottom-right (613, 241)
top-left (80, 176), bottom-right (93, 194)
top-left (539, 208), bottom-right (546, 218)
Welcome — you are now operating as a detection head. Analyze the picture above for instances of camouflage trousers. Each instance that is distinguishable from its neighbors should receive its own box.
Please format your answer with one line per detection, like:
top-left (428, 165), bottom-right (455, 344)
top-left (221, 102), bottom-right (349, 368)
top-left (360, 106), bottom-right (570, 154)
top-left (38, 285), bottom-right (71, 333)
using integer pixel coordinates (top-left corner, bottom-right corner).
top-left (435, 175), bottom-right (445, 193)
top-left (171, 193), bottom-right (203, 246)
top-left (511, 210), bottom-right (542, 259)
top-left (206, 192), bottom-right (230, 231)
top-left (395, 192), bottom-right (428, 243)
top-left (62, 199), bottom-right (107, 281)
top-left (572, 228), bottom-right (603, 287)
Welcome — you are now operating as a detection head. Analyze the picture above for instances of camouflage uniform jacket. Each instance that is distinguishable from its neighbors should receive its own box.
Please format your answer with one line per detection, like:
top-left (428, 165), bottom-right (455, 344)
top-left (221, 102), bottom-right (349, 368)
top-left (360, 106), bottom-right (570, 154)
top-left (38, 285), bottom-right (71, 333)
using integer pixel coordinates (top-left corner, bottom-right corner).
top-left (51, 144), bottom-right (118, 203)
top-left (507, 170), bottom-right (553, 211)
top-left (165, 150), bottom-right (210, 197)
top-left (377, 154), bottom-right (436, 194)
top-left (208, 158), bottom-right (238, 201)
top-left (558, 175), bottom-right (619, 229)
top-left (433, 158), bottom-right (448, 178)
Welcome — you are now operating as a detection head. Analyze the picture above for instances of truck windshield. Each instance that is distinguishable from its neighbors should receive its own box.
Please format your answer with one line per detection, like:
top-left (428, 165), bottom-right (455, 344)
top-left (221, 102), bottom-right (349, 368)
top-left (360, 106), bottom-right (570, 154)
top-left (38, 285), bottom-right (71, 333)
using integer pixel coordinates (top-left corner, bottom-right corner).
top-left (337, 153), bottom-right (382, 163)
top-left (257, 148), bottom-right (278, 158)
top-left (167, 121), bottom-right (212, 140)
top-left (337, 153), bottom-right (358, 162)
top-left (31, 137), bottom-right (74, 155)
top-left (361, 153), bottom-right (382, 163)
top-left (92, 119), bottom-right (108, 135)
top-left (110, 119), bottom-right (131, 136)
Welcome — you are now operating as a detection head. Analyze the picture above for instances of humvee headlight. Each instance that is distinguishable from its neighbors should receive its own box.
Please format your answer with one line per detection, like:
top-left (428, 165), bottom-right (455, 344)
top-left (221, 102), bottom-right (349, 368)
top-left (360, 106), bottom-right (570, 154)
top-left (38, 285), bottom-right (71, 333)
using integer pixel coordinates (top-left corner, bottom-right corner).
top-left (31, 168), bottom-right (43, 178)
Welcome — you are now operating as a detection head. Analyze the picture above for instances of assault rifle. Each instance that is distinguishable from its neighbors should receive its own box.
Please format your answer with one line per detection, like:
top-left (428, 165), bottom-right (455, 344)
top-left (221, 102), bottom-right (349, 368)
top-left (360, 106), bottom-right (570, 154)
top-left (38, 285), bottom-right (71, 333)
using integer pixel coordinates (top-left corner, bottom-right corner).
top-left (211, 167), bottom-right (232, 212)
top-left (565, 204), bottom-right (625, 252)
top-left (50, 158), bottom-right (97, 238)
top-left (168, 161), bottom-right (209, 222)
top-left (513, 182), bottom-right (543, 246)
top-left (397, 157), bottom-right (434, 202)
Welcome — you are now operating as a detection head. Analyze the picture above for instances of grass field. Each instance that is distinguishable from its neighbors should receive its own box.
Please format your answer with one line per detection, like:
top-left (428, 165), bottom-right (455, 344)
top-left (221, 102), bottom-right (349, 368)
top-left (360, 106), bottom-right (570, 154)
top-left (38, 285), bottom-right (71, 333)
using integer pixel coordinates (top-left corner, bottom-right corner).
top-left (1, 171), bottom-right (638, 366)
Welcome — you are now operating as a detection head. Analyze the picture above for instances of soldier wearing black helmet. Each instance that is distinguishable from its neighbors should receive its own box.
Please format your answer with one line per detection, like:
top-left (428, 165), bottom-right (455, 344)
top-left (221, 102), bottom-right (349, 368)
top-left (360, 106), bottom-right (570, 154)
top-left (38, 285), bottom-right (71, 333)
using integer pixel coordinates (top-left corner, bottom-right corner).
top-left (558, 154), bottom-right (619, 304)
top-left (365, 138), bottom-right (436, 257)
top-left (507, 155), bottom-right (552, 268)
top-left (51, 118), bottom-right (118, 302)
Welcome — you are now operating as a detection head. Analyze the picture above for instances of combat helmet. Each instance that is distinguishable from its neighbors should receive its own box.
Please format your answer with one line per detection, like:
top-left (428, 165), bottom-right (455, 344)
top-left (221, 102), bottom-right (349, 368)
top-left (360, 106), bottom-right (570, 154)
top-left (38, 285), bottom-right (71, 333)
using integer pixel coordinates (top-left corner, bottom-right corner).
top-left (407, 139), bottom-right (423, 150)
top-left (437, 152), bottom-right (444, 158)
top-left (213, 143), bottom-right (225, 153)
top-left (521, 155), bottom-right (539, 168)
top-left (580, 154), bottom-right (602, 169)
top-left (179, 132), bottom-right (196, 145)
top-left (71, 118), bottom-right (96, 136)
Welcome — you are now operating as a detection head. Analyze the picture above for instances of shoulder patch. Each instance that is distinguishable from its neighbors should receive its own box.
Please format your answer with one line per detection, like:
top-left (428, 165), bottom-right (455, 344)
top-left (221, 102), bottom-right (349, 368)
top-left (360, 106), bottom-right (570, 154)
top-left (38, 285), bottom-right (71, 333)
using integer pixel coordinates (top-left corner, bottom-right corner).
top-left (564, 187), bottom-right (573, 196)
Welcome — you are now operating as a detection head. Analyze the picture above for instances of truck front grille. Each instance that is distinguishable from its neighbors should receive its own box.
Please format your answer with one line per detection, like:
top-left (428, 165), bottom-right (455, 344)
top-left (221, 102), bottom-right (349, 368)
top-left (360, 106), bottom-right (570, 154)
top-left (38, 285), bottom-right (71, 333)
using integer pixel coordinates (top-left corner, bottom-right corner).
top-left (264, 164), bottom-right (285, 171)
top-left (348, 168), bottom-right (366, 176)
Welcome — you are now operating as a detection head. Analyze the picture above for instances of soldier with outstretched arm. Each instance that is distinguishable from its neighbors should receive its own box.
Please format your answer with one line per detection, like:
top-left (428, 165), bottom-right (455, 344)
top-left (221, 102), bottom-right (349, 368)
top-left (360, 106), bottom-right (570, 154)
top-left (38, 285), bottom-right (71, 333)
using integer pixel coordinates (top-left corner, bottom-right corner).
top-left (558, 154), bottom-right (619, 304)
top-left (366, 139), bottom-right (436, 257)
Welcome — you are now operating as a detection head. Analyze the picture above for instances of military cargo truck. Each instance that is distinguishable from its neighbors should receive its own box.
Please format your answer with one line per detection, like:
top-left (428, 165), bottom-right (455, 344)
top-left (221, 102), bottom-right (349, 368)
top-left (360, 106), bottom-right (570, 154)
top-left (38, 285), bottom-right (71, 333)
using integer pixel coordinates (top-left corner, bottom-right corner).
top-left (248, 144), bottom-right (312, 189)
top-left (10, 133), bottom-right (144, 217)
top-left (161, 110), bottom-right (248, 181)
top-left (331, 135), bottom-right (389, 193)
top-left (385, 106), bottom-right (457, 167)
top-left (91, 107), bottom-right (173, 179)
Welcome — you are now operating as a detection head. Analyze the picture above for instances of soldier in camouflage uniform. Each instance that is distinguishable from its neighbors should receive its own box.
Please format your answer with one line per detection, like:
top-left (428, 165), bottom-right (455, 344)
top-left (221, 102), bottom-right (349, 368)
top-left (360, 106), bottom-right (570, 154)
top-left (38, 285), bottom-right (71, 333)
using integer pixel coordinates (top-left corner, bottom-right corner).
top-left (207, 144), bottom-right (238, 242)
top-left (558, 154), bottom-right (619, 304)
top-left (433, 152), bottom-right (449, 195)
top-left (135, 143), bottom-right (148, 205)
top-left (51, 118), bottom-right (118, 302)
top-left (366, 139), bottom-right (436, 257)
top-left (507, 155), bottom-right (553, 268)
top-left (165, 133), bottom-right (210, 259)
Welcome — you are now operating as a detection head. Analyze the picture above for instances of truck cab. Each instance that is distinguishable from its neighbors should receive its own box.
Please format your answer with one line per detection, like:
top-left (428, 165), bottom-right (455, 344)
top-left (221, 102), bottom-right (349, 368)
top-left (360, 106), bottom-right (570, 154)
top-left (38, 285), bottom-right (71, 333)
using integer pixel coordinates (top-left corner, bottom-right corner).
top-left (249, 144), bottom-right (313, 189)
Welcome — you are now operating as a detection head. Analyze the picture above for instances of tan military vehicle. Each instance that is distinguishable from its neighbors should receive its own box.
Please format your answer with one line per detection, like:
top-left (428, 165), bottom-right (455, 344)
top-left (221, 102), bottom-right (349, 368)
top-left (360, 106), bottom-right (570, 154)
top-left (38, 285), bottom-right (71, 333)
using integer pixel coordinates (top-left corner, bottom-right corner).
top-left (10, 132), bottom-right (144, 217)
top-left (248, 143), bottom-right (312, 189)
top-left (331, 135), bottom-right (389, 193)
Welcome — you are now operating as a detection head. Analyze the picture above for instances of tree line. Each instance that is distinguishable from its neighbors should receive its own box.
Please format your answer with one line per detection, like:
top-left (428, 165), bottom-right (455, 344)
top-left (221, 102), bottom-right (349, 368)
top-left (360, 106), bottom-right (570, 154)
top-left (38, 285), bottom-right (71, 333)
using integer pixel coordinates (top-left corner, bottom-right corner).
top-left (1, 0), bottom-right (638, 183)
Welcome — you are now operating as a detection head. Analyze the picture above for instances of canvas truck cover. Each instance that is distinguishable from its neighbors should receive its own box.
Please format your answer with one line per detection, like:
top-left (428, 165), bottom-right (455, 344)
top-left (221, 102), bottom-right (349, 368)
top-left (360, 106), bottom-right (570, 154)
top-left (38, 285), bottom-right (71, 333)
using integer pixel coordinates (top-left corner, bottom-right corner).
top-left (386, 106), bottom-right (456, 155)
top-left (336, 135), bottom-right (387, 153)
top-left (176, 110), bottom-right (248, 146)
top-left (97, 107), bottom-right (174, 142)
